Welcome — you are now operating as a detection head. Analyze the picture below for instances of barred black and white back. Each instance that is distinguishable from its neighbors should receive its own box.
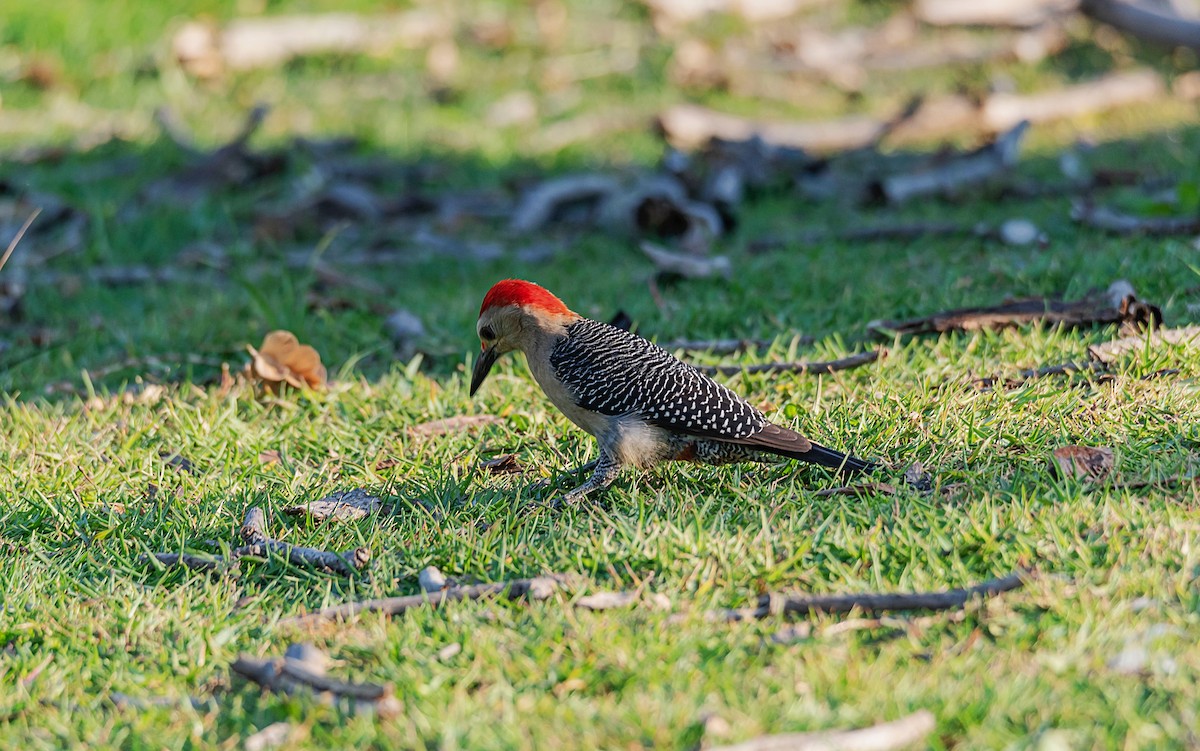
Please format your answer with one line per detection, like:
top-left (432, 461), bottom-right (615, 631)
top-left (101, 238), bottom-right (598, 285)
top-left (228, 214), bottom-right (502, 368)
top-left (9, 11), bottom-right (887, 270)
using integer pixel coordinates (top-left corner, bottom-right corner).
top-left (549, 318), bottom-right (871, 473)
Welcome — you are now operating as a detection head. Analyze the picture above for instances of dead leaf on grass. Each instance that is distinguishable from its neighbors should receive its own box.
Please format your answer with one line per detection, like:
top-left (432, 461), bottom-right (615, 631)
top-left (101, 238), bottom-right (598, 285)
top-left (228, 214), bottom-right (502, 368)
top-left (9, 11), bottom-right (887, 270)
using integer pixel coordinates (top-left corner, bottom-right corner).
top-left (1051, 445), bottom-right (1114, 482)
top-left (1088, 325), bottom-right (1200, 364)
top-left (903, 462), bottom-right (933, 493)
top-left (411, 414), bottom-right (502, 436)
top-left (478, 453), bottom-right (523, 474)
top-left (283, 488), bottom-right (382, 522)
top-left (259, 449), bottom-right (282, 465)
top-left (247, 330), bottom-right (327, 390)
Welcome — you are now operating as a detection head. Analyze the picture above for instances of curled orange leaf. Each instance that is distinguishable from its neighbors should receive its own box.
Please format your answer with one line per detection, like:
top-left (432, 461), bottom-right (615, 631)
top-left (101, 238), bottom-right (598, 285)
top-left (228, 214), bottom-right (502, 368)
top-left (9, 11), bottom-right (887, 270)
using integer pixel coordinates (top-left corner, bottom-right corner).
top-left (247, 330), bottom-right (327, 390)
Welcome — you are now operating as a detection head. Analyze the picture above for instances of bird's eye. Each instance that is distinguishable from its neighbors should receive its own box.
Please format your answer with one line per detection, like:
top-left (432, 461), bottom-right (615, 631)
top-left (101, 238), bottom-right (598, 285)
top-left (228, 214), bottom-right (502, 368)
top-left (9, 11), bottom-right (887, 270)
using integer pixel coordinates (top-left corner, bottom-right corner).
top-left (480, 325), bottom-right (496, 341)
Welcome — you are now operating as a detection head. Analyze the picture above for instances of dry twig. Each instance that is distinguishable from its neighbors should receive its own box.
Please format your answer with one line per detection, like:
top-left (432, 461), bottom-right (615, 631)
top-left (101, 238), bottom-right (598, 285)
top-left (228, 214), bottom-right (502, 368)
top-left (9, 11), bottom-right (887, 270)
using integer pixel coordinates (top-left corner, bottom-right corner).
top-left (915, 0), bottom-right (1076, 26)
top-left (1071, 200), bottom-right (1200, 236)
top-left (973, 360), bottom-right (1108, 389)
top-left (231, 643), bottom-right (400, 717)
top-left (726, 572), bottom-right (1029, 620)
top-left (145, 507), bottom-right (370, 577)
top-left (982, 70), bottom-right (1164, 131)
top-left (877, 120), bottom-right (1028, 203)
top-left (869, 281), bottom-right (1158, 336)
top-left (173, 11), bottom-right (448, 76)
top-left (0, 208), bottom-right (41, 276)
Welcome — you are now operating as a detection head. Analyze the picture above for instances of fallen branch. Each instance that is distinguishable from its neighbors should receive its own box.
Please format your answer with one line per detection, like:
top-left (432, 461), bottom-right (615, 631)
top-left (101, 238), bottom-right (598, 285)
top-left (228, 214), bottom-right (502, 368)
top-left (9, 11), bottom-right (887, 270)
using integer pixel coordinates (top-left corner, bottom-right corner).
top-left (876, 120), bottom-right (1028, 204)
top-left (173, 11), bottom-right (449, 76)
top-left (658, 103), bottom-right (882, 153)
top-left (509, 173), bottom-right (621, 233)
top-left (1071, 200), bottom-right (1200, 236)
top-left (144, 506), bottom-right (371, 577)
top-left (711, 709), bottom-right (936, 751)
top-left (1081, 0), bottom-right (1200, 51)
top-left (231, 643), bottom-right (400, 717)
top-left (915, 0), bottom-right (1076, 27)
top-left (868, 280), bottom-right (1158, 337)
top-left (983, 70), bottom-right (1164, 131)
top-left (973, 360), bottom-right (1108, 389)
top-left (697, 350), bottom-right (880, 377)
top-left (727, 572), bottom-right (1030, 620)
top-left (0, 208), bottom-right (41, 276)
top-left (147, 105), bottom-right (283, 203)
top-left (640, 241), bottom-right (731, 280)
top-left (281, 576), bottom-right (562, 626)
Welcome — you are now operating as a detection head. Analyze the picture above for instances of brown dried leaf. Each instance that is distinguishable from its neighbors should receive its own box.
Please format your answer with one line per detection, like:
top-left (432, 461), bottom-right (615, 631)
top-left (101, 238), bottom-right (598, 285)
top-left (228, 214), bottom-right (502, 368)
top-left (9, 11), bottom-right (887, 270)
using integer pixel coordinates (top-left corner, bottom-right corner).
top-left (478, 453), bottom-right (522, 474)
top-left (411, 415), bottom-right (502, 436)
top-left (1052, 445), bottom-right (1114, 482)
top-left (283, 488), bottom-right (381, 522)
top-left (259, 449), bottom-right (282, 465)
top-left (248, 330), bottom-right (327, 389)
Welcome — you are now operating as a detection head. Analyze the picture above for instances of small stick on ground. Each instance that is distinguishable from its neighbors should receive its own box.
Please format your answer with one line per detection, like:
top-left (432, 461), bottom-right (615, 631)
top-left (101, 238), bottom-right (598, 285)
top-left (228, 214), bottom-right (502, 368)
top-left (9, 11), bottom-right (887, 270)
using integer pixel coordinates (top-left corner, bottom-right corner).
top-left (711, 709), bottom-right (936, 751)
top-left (877, 120), bottom-right (1029, 204)
top-left (0, 208), bottom-right (42, 275)
top-left (698, 350), bottom-right (880, 377)
top-left (869, 281), bottom-right (1158, 337)
top-left (974, 360), bottom-right (1109, 389)
top-left (241, 506), bottom-right (269, 544)
top-left (726, 571), bottom-right (1030, 621)
top-left (231, 643), bottom-right (400, 717)
top-left (281, 577), bottom-right (562, 626)
top-left (144, 506), bottom-right (370, 577)
top-left (1072, 200), bottom-right (1200, 236)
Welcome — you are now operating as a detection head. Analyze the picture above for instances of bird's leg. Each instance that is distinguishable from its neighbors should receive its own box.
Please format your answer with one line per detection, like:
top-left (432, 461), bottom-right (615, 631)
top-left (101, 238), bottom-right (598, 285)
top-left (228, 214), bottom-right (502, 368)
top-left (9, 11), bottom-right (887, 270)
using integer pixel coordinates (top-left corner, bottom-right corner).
top-left (561, 458), bottom-right (599, 482)
top-left (560, 450), bottom-right (622, 505)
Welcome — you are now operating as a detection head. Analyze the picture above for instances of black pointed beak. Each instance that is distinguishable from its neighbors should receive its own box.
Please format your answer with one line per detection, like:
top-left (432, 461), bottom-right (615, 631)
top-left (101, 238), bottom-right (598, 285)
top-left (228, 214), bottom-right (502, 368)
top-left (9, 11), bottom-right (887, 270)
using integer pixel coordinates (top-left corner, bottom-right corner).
top-left (469, 345), bottom-right (499, 396)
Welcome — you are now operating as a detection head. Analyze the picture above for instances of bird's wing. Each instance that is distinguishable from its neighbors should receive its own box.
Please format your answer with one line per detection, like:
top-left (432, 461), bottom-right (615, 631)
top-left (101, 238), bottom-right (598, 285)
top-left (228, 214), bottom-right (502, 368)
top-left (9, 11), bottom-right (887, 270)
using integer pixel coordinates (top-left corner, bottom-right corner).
top-left (549, 318), bottom-right (784, 442)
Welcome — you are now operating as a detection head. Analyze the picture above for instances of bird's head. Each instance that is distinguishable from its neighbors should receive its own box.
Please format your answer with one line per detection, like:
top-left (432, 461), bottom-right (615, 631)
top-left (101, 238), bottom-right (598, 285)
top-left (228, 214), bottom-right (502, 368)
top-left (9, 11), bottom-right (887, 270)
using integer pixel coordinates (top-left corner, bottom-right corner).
top-left (470, 279), bottom-right (577, 396)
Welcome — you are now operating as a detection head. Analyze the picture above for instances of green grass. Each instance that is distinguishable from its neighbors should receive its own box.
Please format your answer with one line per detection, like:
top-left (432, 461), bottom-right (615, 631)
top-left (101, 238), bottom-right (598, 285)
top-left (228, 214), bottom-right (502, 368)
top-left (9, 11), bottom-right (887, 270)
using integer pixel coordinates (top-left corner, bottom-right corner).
top-left (2, 0), bottom-right (1200, 748)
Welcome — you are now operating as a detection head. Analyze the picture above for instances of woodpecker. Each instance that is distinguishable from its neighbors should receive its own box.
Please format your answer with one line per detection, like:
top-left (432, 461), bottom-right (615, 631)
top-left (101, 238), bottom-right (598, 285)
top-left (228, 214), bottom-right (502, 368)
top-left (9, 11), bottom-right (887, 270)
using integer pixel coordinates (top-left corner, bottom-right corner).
top-left (470, 279), bottom-right (873, 502)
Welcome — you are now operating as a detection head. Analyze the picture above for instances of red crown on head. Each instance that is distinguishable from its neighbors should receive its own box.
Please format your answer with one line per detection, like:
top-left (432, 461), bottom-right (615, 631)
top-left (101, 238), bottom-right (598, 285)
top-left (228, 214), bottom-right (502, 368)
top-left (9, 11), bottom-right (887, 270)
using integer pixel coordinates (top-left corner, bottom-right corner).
top-left (479, 279), bottom-right (571, 317)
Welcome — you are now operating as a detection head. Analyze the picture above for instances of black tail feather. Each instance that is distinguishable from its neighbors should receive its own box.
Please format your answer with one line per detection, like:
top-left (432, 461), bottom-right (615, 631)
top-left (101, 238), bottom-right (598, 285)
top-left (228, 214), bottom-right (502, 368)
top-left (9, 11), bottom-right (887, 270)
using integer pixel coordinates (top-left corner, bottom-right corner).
top-left (765, 440), bottom-right (875, 476)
